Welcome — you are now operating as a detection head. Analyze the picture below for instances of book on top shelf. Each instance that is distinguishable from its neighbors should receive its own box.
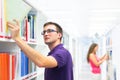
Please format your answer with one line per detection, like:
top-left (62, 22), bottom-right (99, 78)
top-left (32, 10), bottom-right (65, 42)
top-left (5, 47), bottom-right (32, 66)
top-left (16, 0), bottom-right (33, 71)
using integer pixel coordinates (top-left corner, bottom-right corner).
top-left (0, 0), bottom-right (2, 35)
top-left (21, 16), bottom-right (29, 41)
top-left (28, 13), bottom-right (37, 43)
top-left (0, 0), bottom-right (31, 40)
top-left (21, 14), bottom-right (37, 43)
top-left (0, 0), bottom-right (6, 39)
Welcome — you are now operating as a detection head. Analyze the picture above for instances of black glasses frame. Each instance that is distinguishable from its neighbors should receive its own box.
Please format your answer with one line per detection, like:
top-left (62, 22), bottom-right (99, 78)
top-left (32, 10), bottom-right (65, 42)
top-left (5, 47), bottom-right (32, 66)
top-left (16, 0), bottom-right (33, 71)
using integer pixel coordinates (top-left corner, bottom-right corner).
top-left (41, 29), bottom-right (58, 35)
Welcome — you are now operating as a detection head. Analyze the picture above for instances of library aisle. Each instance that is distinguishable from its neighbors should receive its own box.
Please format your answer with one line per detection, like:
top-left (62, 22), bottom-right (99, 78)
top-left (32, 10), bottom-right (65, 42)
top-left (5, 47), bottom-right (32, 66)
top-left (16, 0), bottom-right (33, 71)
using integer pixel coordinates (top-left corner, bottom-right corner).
top-left (1, 0), bottom-right (120, 80)
top-left (79, 63), bottom-right (92, 80)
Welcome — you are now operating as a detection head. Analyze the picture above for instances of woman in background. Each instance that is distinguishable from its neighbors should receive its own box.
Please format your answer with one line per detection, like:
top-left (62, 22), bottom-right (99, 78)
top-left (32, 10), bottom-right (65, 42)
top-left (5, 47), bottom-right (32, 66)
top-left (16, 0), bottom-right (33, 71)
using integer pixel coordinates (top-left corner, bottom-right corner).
top-left (87, 43), bottom-right (108, 80)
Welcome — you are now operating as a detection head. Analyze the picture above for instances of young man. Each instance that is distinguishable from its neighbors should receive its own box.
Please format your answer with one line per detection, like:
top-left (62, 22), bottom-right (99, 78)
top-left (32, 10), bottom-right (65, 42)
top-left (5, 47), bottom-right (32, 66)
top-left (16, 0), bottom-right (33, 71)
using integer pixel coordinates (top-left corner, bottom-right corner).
top-left (7, 20), bottom-right (73, 80)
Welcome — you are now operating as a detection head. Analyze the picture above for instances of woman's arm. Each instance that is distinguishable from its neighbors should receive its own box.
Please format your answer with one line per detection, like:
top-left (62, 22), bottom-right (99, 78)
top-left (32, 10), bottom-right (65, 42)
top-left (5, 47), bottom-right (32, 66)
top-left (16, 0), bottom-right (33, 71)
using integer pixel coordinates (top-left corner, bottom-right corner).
top-left (100, 54), bottom-right (109, 61)
top-left (89, 53), bottom-right (107, 66)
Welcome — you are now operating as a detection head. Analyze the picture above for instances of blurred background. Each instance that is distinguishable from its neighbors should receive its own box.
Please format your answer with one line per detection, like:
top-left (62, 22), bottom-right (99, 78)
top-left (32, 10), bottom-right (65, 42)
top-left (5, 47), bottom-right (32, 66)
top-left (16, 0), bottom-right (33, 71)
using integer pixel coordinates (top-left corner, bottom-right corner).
top-left (1, 0), bottom-right (119, 80)
top-left (24, 0), bottom-right (120, 80)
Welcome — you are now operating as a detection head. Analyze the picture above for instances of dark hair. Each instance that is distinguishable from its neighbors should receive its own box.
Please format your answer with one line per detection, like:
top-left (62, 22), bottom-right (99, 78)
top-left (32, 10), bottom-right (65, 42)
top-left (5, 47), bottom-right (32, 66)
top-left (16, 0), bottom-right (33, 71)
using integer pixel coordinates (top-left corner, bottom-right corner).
top-left (43, 22), bottom-right (63, 40)
top-left (87, 43), bottom-right (98, 63)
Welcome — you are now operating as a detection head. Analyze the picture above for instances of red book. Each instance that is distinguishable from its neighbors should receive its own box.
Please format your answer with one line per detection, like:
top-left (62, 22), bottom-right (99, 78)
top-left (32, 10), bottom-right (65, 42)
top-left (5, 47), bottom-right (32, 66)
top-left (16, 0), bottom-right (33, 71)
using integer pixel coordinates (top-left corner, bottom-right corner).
top-left (22, 16), bottom-right (28, 41)
top-left (25, 17), bottom-right (28, 41)
top-left (11, 54), bottom-right (16, 80)
top-left (0, 54), bottom-right (2, 80)
top-left (9, 53), bottom-right (17, 80)
top-left (0, 53), bottom-right (10, 80)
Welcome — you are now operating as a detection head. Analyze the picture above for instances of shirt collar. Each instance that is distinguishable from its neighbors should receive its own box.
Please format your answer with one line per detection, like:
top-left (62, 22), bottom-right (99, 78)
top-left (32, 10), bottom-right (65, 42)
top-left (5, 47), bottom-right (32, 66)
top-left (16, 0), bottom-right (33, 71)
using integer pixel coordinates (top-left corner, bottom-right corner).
top-left (48, 44), bottom-right (63, 55)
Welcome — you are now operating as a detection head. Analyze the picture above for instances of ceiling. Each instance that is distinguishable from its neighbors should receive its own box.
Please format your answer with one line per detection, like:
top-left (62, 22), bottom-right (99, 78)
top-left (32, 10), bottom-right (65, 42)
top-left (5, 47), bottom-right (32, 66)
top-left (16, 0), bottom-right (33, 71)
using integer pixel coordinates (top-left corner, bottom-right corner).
top-left (24, 0), bottom-right (120, 38)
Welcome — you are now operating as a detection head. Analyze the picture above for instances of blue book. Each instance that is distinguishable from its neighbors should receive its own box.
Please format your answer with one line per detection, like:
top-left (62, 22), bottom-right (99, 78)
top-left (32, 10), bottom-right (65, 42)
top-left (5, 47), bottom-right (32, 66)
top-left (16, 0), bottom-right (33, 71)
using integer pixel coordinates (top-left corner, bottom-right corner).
top-left (21, 51), bottom-right (29, 76)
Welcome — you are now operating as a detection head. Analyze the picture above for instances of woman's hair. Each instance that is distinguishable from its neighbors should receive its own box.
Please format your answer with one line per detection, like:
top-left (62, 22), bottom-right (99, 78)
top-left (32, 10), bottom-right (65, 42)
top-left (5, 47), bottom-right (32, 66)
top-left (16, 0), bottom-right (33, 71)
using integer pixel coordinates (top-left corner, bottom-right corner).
top-left (87, 43), bottom-right (98, 63)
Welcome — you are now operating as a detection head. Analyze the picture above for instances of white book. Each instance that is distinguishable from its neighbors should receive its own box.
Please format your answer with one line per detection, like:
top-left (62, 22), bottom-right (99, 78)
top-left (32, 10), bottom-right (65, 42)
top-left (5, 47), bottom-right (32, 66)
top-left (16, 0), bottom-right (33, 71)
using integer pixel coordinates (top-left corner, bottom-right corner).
top-left (0, 0), bottom-right (4, 38)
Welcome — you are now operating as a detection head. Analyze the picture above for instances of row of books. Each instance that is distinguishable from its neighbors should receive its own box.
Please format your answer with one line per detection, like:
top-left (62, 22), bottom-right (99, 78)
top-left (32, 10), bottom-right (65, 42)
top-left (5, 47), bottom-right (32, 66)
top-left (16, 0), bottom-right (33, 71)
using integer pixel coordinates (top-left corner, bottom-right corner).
top-left (0, 52), bottom-right (16, 80)
top-left (0, 51), bottom-right (37, 80)
top-left (0, 0), bottom-right (36, 43)
top-left (0, 0), bottom-right (38, 79)
top-left (20, 51), bottom-right (37, 77)
top-left (21, 14), bottom-right (36, 43)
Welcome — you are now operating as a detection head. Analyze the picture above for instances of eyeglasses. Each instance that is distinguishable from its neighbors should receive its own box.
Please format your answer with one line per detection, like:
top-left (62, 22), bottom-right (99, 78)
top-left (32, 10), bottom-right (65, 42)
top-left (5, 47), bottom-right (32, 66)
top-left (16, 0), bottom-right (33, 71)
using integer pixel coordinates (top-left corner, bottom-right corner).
top-left (41, 29), bottom-right (58, 35)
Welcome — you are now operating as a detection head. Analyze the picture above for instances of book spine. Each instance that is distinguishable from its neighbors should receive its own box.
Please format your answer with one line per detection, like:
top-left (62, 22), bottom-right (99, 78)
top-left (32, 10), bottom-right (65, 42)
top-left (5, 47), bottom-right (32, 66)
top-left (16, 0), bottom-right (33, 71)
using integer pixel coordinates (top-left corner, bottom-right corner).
top-left (0, 53), bottom-right (10, 80)
top-left (0, 53), bottom-right (2, 79)
top-left (0, 0), bottom-right (11, 39)
top-left (28, 14), bottom-right (36, 43)
top-left (25, 17), bottom-right (28, 41)
top-left (0, 0), bottom-right (2, 33)
top-left (4, 0), bottom-right (11, 39)
top-left (0, 0), bottom-right (4, 38)
top-left (0, 52), bottom-right (18, 80)
top-left (9, 53), bottom-right (17, 80)
top-left (21, 51), bottom-right (29, 76)
top-left (21, 16), bottom-right (29, 41)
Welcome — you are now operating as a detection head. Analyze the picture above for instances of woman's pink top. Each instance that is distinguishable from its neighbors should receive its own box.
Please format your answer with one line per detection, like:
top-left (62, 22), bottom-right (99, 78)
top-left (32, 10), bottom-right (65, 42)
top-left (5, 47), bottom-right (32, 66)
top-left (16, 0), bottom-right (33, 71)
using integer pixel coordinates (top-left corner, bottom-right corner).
top-left (89, 55), bottom-right (101, 74)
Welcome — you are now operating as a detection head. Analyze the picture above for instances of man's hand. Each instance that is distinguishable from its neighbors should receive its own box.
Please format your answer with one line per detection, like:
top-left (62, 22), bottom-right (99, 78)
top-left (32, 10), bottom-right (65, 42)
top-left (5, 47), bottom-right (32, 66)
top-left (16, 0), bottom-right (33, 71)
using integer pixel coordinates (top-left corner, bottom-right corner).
top-left (7, 19), bottom-right (20, 40)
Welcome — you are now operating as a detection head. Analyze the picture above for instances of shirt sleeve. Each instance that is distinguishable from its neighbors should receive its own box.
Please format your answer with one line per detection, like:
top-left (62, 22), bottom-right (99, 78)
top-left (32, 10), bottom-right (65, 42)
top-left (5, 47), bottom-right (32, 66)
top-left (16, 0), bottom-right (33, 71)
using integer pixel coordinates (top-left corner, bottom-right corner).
top-left (51, 49), bottom-right (68, 68)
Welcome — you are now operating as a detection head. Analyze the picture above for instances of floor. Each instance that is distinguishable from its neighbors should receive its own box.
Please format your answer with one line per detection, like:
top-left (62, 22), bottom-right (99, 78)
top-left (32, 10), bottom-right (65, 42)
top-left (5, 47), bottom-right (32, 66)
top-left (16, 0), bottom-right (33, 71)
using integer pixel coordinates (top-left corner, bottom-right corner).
top-left (79, 63), bottom-right (93, 80)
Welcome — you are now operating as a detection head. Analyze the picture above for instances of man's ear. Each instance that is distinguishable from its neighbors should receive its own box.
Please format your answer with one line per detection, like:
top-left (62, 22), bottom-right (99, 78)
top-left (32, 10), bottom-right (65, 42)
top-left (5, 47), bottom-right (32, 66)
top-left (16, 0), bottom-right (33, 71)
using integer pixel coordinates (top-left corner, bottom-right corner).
top-left (58, 33), bottom-right (62, 39)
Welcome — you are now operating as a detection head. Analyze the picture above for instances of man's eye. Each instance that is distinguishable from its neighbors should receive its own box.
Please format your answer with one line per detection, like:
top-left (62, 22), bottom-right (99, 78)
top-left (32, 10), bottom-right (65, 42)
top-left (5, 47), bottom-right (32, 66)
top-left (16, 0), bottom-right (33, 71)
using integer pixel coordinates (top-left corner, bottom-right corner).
top-left (48, 29), bottom-right (54, 32)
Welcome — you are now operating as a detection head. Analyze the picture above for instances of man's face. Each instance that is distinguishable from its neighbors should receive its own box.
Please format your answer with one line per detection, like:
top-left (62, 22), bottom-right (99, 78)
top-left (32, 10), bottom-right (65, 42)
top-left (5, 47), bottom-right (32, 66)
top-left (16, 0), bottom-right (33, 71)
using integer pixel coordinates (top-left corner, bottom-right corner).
top-left (42, 24), bottom-right (61, 44)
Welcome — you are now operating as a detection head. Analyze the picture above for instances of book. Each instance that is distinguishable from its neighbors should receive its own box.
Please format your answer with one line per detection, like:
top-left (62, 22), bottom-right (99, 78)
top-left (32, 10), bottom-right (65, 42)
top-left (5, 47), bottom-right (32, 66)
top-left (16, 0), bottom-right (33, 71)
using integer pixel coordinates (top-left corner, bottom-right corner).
top-left (28, 59), bottom-right (36, 73)
top-left (21, 16), bottom-right (29, 41)
top-left (21, 51), bottom-right (29, 76)
top-left (0, 52), bottom-right (17, 80)
top-left (0, 0), bottom-right (2, 33)
top-left (0, 0), bottom-right (31, 40)
top-left (28, 14), bottom-right (36, 43)
top-left (4, 0), bottom-right (11, 39)
top-left (0, 0), bottom-right (5, 39)
top-left (0, 53), bottom-right (2, 79)
top-left (0, 53), bottom-right (10, 80)
top-left (9, 53), bottom-right (17, 80)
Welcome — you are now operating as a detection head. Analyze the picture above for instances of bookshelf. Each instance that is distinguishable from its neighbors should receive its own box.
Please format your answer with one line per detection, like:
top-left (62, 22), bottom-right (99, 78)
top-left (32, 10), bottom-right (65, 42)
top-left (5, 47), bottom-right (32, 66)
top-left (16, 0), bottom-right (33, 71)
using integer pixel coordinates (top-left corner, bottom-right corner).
top-left (112, 25), bottom-right (120, 80)
top-left (105, 29), bottom-right (114, 80)
top-left (0, 0), bottom-right (47, 80)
